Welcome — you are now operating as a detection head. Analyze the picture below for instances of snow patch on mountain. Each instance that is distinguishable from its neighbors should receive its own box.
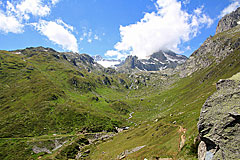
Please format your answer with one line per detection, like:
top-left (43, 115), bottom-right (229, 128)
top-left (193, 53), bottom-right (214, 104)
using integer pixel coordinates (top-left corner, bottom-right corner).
top-left (93, 55), bottom-right (122, 68)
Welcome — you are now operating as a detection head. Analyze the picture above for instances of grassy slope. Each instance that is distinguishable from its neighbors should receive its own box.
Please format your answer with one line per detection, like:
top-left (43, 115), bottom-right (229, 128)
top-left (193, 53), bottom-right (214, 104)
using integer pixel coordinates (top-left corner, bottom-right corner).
top-left (0, 50), bottom-right (137, 159)
top-left (0, 50), bottom-right (133, 139)
top-left (88, 29), bottom-right (240, 159)
top-left (0, 26), bottom-right (239, 160)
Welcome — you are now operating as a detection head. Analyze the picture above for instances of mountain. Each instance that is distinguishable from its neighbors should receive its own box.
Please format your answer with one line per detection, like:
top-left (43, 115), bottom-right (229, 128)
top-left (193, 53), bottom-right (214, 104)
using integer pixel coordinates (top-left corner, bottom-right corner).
top-left (0, 8), bottom-right (240, 160)
top-left (117, 50), bottom-right (187, 72)
top-left (0, 46), bottom-right (134, 138)
top-left (196, 8), bottom-right (240, 160)
top-left (179, 11), bottom-right (240, 77)
top-left (216, 7), bottom-right (240, 34)
top-left (92, 55), bottom-right (123, 68)
top-left (87, 8), bottom-right (240, 160)
top-left (14, 46), bottom-right (105, 73)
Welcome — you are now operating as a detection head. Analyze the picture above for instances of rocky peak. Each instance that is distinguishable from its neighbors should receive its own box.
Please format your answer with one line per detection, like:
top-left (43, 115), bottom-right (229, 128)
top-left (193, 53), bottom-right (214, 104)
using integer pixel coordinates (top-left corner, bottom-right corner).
top-left (61, 52), bottom-right (103, 72)
top-left (92, 55), bottom-right (103, 61)
top-left (79, 54), bottom-right (95, 65)
top-left (216, 7), bottom-right (240, 34)
top-left (25, 46), bottom-right (57, 53)
top-left (179, 9), bottom-right (240, 77)
top-left (117, 50), bottom-right (187, 72)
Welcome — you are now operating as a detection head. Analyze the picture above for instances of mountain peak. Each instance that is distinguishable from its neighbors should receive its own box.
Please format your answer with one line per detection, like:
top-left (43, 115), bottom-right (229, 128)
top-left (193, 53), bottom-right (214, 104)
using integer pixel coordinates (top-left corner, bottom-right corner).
top-left (117, 50), bottom-right (187, 72)
top-left (216, 7), bottom-right (240, 34)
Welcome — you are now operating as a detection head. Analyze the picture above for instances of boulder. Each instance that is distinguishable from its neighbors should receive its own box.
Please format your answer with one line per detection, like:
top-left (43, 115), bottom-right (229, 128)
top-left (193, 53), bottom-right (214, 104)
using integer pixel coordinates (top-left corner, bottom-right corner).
top-left (198, 73), bottom-right (240, 160)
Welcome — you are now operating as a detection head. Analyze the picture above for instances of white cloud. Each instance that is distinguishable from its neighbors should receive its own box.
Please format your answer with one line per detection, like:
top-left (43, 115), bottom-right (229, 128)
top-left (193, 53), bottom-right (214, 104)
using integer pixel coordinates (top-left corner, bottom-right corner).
top-left (0, 0), bottom-right (75, 52)
top-left (0, 11), bottom-right (24, 33)
top-left (106, 0), bottom-right (213, 59)
top-left (105, 50), bottom-right (127, 59)
top-left (52, 0), bottom-right (60, 5)
top-left (79, 28), bottom-right (101, 43)
top-left (0, 0), bottom-right (56, 33)
top-left (88, 30), bottom-right (92, 37)
top-left (56, 18), bottom-right (74, 31)
top-left (96, 60), bottom-right (121, 68)
top-left (33, 20), bottom-right (78, 52)
top-left (94, 34), bottom-right (99, 40)
top-left (199, 14), bottom-right (213, 28)
top-left (183, 0), bottom-right (190, 5)
top-left (194, 6), bottom-right (204, 15)
top-left (87, 39), bottom-right (92, 43)
top-left (186, 46), bottom-right (191, 51)
top-left (218, 0), bottom-right (240, 18)
top-left (16, 0), bottom-right (51, 18)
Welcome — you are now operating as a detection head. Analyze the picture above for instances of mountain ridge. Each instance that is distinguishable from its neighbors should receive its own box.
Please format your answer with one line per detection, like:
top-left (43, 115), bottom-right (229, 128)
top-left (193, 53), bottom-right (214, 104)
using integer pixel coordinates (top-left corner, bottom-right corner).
top-left (0, 7), bottom-right (240, 160)
top-left (116, 50), bottom-right (187, 72)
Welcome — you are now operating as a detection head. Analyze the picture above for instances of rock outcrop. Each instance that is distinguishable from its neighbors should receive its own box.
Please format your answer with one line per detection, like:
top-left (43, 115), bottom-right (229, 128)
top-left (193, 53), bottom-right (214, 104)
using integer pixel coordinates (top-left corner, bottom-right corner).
top-left (179, 7), bottom-right (240, 77)
top-left (216, 7), bottom-right (240, 34)
top-left (179, 22), bottom-right (240, 77)
top-left (16, 46), bottom-right (105, 72)
top-left (197, 72), bottom-right (240, 160)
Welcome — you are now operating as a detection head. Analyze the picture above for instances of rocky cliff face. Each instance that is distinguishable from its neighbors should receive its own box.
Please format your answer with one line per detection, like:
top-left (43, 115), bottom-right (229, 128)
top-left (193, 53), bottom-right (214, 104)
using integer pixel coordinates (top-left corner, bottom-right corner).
top-left (59, 52), bottom-right (105, 72)
top-left (216, 7), bottom-right (240, 34)
top-left (179, 7), bottom-right (240, 77)
top-left (179, 23), bottom-right (240, 77)
top-left (197, 73), bottom-right (240, 160)
top-left (117, 50), bottom-right (187, 72)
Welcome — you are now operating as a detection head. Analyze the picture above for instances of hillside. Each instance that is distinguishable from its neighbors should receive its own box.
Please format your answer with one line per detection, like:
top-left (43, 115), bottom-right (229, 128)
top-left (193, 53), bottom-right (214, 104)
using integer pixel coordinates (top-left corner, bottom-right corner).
top-left (0, 8), bottom-right (240, 160)
top-left (88, 23), bottom-right (240, 160)
top-left (0, 47), bottom-right (134, 138)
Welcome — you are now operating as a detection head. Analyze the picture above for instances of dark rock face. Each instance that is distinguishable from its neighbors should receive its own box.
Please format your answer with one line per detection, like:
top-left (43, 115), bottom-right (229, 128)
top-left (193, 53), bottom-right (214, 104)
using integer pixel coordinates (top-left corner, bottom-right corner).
top-left (60, 52), bottom-right (104, 72)
top-left (197, 74), bottom-right (240, 160)
top-left (102, 76), bottom-right (111, 85)
top-left (216, 7), bottom-right (240, 34)
top-left (118, 50), bottom-right (187, 72)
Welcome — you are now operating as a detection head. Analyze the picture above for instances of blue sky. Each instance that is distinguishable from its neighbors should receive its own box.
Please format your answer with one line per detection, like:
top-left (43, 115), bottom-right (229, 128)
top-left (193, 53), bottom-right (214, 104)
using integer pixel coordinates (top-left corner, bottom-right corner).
top-left (0, 0), bottom-right (239, 58)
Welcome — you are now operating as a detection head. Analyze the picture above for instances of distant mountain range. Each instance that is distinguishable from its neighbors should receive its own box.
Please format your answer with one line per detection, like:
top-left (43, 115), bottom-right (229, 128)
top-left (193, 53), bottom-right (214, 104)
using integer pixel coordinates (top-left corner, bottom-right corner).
top-left (1, 7), bottom-right (240, 160)
top-left (93, 50), bottom-right (187, 72)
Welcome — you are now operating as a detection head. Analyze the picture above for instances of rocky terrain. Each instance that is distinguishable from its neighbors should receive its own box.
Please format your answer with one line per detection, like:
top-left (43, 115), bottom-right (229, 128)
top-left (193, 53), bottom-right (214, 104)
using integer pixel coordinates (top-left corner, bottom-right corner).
top-left (196, 8), bottom-right (240, 160)
top-left (178, 8), bottom-right (240, 78)
top-left (117, 50), bottom-right (187, 72)
top-left (216, 7), bottom-right (240, 34)
top-left (198, 73), bottom-right (240, 160)
top-left (16, 47), bottom-right (105, 72)
top-left (0, 7), bottom-right (240, 160)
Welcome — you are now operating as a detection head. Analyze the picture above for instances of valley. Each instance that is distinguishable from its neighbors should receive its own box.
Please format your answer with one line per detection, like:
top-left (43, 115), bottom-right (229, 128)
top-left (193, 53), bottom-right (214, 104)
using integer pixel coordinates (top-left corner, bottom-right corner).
top-left (0, 6), bottom-right (240, 160)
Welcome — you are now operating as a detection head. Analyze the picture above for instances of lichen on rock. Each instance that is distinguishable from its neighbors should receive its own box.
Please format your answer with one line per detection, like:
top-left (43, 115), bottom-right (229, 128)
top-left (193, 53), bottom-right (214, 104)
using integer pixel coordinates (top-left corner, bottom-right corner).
top-left (197, 72), bottom-right (240, 160)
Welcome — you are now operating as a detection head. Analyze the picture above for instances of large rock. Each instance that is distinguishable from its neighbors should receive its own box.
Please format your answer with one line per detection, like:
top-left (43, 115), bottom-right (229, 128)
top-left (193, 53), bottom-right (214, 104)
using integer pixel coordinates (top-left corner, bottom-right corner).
top-left (216, 7), bottom-right (240, 34)
top-left (197, 73), bottom-right (240, 160)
